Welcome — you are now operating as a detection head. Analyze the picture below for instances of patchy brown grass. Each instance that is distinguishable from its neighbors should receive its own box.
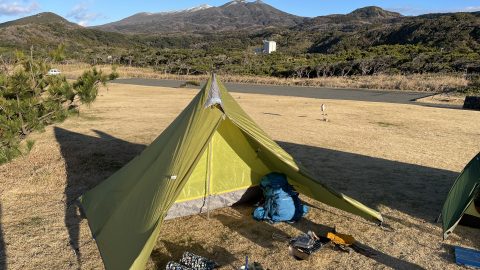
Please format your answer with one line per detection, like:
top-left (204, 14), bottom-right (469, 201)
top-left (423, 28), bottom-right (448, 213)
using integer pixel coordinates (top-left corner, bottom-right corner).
top-left (1, 83), bottom-right (479, 269)
top-left (416, 93), bottom-right (466, 106)
top-left (58, 63), bottom-right (468, 93)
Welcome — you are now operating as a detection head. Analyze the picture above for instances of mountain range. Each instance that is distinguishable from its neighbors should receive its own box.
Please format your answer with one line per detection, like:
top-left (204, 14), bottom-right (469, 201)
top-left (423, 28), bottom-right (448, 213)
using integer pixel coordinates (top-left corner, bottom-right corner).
top-left (0, 0), bottom-right (478, 56)
top-left (95, 0), bottom-right (306, 33)
top-left (93, 2), bottom-right (407, 34)
top-left (0, 1), bottom-right (407, 35)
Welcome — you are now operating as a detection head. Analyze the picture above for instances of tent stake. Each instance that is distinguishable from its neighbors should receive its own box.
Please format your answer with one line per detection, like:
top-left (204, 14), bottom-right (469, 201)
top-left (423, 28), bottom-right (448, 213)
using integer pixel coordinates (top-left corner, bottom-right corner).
top-left (435, 213), bottom-right (442, 223)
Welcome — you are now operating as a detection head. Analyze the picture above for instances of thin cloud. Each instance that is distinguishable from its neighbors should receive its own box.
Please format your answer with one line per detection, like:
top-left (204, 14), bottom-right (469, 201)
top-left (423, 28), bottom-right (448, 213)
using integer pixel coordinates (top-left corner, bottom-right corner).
top-left (0, 0), bottom-right (39, 16)
top-left (66, 2), bottom-right (104, 26)
top-left (389, 5), bottom-right (480, 16)
top-left (461, 6), bottom-right (480, 12)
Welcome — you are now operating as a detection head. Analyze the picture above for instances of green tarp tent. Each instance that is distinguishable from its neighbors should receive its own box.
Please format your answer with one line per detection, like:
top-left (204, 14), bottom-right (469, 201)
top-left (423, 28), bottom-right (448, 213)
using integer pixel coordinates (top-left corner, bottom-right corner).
top-left (79, 75), bottom-right (383, 269)
top-left (441, 152), bottom-right (480, 239)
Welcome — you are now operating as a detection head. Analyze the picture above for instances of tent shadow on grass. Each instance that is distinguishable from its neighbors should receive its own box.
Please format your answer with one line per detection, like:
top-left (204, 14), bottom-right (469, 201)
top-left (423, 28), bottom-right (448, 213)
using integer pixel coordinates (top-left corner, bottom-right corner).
top-left (0, 203), bottom-right (6, 269)
top-left (277, 142), bottom-right (480, 249)
top-left (277, 142), bottom-right (480, 248)
top-left (277, 141), bottom-right (457, 222)
top-left (54, 127), bottom-right (146, 263)
top-left (215, 206), bottom-right (292, 249)
top-left (353, 242), bottom-right (425, 270)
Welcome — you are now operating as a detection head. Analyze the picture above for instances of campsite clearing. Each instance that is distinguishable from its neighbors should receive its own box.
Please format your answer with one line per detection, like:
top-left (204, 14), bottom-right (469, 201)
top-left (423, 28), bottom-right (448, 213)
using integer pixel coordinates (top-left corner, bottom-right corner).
top-left (0, 83), bottom-right (479, 269)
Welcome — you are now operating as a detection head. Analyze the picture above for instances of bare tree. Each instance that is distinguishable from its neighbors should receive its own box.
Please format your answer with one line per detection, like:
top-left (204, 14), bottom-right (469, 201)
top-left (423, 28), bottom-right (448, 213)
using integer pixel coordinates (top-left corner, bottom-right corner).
top-left (295, 66), bottom-right (306, 78)
top-left (305, 67), bottom-right (313, 79)
top-left (359, 59), bottom-right (373, 75)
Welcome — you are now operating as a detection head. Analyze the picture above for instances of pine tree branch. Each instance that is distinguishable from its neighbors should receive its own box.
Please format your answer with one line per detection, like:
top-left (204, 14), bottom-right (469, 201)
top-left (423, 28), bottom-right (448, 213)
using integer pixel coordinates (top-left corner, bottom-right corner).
top-left (38, 110), bottom-right (56, 121)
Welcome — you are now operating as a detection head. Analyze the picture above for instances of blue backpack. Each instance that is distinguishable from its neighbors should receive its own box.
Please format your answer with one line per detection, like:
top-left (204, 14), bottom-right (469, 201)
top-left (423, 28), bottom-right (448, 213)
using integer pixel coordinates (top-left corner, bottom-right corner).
top-left (253, 172), bottom-right (309, 223)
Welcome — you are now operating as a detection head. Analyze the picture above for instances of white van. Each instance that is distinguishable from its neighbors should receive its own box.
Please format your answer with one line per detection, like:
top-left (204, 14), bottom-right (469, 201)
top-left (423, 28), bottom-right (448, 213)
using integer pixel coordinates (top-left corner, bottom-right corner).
top-left (47, 69), bottom-right (61, 75)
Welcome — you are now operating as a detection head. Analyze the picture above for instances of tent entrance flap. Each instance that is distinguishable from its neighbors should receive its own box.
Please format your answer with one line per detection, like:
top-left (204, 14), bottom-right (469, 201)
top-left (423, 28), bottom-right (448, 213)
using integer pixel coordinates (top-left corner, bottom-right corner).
top-left (465, 200), bottom-right (480, 218)
top-left (165, 118), bottom-right (270, 220)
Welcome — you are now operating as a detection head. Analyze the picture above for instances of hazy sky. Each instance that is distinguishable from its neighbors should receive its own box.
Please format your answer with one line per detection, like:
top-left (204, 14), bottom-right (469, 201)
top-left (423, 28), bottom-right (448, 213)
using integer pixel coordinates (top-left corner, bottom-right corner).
top-left (0, 0), bottom-right (479, 26)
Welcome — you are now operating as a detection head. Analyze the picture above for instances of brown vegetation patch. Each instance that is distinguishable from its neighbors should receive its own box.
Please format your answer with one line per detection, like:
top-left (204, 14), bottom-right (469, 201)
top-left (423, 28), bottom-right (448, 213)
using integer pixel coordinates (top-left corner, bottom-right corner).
top-left (59, 64), bottom-right (468, 93)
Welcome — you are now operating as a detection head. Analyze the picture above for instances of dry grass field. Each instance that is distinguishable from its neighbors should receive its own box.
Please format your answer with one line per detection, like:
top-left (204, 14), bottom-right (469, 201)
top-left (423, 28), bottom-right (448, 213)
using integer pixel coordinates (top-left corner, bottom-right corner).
top-left (0, 83), bottom-right (479, 270)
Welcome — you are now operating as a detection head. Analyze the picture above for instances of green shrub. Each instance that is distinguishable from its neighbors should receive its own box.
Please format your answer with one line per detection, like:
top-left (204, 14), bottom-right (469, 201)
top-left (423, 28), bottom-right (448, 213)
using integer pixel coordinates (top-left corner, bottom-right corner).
top-left (0, 53), bottom-right (116, 164)
top-left (457, 75), bottom-right (480, 95)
